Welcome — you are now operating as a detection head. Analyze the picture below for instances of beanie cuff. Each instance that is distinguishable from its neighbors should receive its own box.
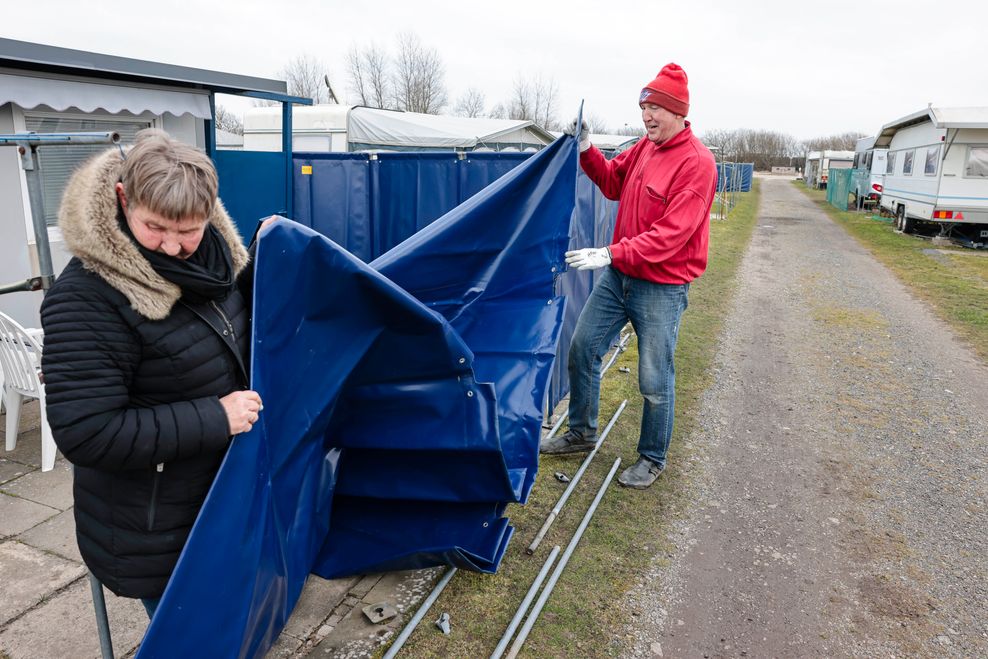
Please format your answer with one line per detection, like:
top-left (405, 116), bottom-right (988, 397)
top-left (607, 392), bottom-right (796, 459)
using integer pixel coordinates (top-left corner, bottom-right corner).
top-left (639, 89), bottom-right (689, 117)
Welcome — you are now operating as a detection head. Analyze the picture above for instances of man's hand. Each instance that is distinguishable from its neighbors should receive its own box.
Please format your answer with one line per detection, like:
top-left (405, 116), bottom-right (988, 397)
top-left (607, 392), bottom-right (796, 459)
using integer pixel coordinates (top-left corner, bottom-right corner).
top-left (563, 118), bottom-right (592, 153)
top-left (565, 247), bottom-right (612, 271)
top-left (220, 390), bottom-right (263, 435)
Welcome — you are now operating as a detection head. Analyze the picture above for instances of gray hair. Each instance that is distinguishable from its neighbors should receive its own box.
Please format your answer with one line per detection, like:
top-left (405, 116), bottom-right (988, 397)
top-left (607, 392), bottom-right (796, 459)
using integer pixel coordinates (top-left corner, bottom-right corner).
top-left (120, 129), bottom-right (218, 220)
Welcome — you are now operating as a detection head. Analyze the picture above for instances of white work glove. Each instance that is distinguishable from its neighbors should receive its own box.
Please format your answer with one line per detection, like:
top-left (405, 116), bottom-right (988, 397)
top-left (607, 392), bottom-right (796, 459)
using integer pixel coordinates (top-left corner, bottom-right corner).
top-left (565, 247), bottom-right (612, 271)
top-left (564, 118), bottom-right (591, 153)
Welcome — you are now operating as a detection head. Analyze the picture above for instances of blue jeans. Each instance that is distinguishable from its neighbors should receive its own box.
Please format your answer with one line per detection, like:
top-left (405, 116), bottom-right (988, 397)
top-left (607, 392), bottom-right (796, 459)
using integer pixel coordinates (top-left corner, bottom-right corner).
top-left (141, 597), bottom-right (160, 619)
top-left (567, 267), bottom-right (689, 468)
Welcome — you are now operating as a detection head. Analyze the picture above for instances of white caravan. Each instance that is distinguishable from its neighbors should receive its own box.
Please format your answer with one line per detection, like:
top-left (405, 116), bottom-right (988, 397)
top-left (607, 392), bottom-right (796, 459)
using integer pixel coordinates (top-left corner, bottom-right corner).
top-left (877, 106), bottom-right (988, 240)
top-left (803, 150), bottom-right (854, 189)
top-left (851, 135), bottom-right (887, 207)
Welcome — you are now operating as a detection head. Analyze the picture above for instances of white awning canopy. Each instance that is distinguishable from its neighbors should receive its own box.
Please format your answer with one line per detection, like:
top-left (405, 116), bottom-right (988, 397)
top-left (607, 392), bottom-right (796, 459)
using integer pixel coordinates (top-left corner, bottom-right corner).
top-left (347, 106), bottom-right (552, 148)
top-left (0, 72), bottom-right (212, 118)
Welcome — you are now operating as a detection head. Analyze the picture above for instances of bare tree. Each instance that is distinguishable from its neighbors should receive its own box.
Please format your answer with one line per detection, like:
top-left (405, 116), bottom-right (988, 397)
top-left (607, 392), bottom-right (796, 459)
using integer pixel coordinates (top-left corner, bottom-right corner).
top-left (346, 43), bottom-right (392, 108)
top-left (700, 128), bottom-right (805, 170)
top-left (583, 111), bottom-right (610, 134)
top-left (213, 105), bottom-right (243, 135)
top-left (615, 124), bottom-right (646, 137)
top-left (255, 53), bottom-right (337, 106)
top-left (503, 74), bottom-right (560, 130)
top-left (487, 103), bottom-right (508, 120)
top-left (393, 32), bottom-right (448, 114)
top-left (802, 131), bottom-right (868, 151)
top-left (454, 88), bottom-right (486, 118)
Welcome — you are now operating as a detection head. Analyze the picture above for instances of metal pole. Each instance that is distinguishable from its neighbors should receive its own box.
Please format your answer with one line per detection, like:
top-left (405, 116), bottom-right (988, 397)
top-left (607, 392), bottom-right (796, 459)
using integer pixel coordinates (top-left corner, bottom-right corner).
top-left (383, 566), bottom-right (457, 659)
top-left (527, 399), bottom-right (628, 554)
top-left (543, 331), bottom-right (631, 441)
top-left (20, 147), bottom-right (56, 292)
top-left (506, 457), bottom-right (622, 659)
top-left (89, 573), bottom-right (114, 659)
top-left (489, 545), bottom-right (561, 659)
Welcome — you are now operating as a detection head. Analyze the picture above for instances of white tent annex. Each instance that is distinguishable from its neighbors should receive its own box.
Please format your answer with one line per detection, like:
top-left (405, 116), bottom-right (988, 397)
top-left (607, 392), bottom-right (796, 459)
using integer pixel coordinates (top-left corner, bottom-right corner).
top-left (243, 105), bottom-right (555, 153)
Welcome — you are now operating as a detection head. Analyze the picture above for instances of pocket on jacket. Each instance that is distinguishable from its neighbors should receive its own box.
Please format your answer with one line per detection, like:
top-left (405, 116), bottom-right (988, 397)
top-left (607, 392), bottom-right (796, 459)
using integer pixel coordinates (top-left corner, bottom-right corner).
top-left (641, 184), bottom-right (668, 219)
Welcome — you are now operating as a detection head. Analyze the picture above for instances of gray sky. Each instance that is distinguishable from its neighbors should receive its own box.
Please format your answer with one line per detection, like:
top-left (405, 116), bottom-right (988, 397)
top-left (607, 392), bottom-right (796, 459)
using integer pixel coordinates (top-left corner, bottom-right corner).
top-left (5, 0), bottom-right (988, 141)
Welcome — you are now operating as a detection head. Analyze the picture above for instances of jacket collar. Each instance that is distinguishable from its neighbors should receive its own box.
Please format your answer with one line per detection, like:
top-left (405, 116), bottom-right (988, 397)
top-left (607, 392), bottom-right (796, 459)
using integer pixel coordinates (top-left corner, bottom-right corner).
top-left (57, 147), bottom-right (249, 320)
top-left (649, 121), bottom-right (693, 151)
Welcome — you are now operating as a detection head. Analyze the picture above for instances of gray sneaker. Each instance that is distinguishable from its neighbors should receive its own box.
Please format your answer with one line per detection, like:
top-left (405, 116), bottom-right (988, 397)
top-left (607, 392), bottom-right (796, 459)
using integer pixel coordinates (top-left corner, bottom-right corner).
top-left (539, 429), bottom-right (597, 455)
top-left (617, 457), bottom-right (663, 489)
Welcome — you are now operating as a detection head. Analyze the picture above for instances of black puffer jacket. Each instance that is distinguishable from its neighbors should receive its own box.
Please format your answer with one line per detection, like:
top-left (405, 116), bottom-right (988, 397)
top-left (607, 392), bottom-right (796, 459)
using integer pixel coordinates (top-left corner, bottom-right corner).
top-left (40, 147), bottom-right (252, 599)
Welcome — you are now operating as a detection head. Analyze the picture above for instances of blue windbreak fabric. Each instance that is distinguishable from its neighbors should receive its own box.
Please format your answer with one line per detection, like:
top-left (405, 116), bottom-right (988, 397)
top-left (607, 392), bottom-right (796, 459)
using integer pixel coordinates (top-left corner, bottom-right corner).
top-left (136, 134), bottom-right (577, 658)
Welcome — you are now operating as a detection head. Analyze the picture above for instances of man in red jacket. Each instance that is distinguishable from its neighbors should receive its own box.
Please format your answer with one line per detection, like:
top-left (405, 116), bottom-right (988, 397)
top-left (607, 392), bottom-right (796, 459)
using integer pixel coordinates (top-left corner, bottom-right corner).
top-left (541, 63), bottom-right (718, 489)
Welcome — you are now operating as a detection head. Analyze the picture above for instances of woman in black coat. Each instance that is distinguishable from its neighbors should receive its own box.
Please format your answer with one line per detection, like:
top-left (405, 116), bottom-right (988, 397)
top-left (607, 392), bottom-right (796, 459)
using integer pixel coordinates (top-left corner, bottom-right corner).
top-left (41, 129), bottom-right (264, 618)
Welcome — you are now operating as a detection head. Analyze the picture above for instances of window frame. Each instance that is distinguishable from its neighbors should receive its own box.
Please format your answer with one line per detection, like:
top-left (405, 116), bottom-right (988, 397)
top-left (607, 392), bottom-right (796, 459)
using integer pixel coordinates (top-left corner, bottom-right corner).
top-left (924, 145), bottom-right (939, 176)
top-left (963, 145), bottom-right (988, 179)
top-left (902, 149), bottom-right (914, 176)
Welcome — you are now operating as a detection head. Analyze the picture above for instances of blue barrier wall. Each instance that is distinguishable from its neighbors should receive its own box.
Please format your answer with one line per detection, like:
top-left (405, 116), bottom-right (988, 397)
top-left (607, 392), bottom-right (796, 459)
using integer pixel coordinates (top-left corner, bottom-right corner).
top-left (290, 151), bottom-right (616, 410)
top-left (717, 162), bottom-right (753, 192)
top-left (214, 150), bottom-right (289, 239)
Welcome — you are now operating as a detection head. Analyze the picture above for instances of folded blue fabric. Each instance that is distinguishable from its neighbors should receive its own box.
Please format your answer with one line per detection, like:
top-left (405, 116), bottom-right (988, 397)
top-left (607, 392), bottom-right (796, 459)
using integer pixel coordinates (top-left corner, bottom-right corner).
top-left (137, 134), bottom-right (577, 658)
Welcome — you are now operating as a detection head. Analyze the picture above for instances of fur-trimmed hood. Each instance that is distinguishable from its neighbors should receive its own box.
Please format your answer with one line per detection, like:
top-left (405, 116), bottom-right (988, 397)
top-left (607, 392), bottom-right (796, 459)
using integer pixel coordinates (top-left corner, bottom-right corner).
top-left (57, 147), bottom-right (250, 320)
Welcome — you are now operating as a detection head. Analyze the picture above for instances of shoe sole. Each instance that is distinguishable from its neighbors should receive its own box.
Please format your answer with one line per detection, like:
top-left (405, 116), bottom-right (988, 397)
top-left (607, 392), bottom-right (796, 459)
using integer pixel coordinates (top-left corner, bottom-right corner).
top-left (617, 477), bottom-right (656, 489)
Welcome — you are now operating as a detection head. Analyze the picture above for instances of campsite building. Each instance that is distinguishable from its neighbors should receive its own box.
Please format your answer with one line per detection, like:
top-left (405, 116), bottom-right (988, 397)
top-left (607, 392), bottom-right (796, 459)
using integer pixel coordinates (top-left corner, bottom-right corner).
top-left (0, 38), bottom-right (298, 326)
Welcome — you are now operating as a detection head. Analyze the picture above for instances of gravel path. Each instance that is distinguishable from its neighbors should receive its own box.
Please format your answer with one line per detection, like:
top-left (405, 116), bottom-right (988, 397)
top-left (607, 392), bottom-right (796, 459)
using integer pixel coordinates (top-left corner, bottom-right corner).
top-left (621, 177), bottom-right (988, 658)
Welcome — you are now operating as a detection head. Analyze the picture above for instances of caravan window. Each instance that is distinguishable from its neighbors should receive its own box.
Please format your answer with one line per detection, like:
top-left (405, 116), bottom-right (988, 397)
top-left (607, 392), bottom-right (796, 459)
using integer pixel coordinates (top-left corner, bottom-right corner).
top-left (24, 114), bottom-right (152, 227)
top-left (902, 150), bottom-right (914, 175)
top-left (965, 147), bottom-right (988, 178)
top-left (925, 146), bottom-right (939, 176)
top-left (866, 152), bottom-right (873, 169)
top-left (886, 152), bottom-right (897, 175)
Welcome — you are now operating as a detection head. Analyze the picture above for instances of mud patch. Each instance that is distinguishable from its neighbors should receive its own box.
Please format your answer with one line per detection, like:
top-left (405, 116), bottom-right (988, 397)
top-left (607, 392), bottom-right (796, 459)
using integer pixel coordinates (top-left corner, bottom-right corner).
top-left (857, 574), bottom-right (936, 621)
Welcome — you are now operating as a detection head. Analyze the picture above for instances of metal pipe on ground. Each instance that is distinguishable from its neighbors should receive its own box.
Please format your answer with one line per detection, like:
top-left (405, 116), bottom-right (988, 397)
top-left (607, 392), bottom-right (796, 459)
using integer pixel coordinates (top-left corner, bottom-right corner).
top-left (527, 399), bottom-right (628, 554)
top-left (89, 573), bottom-right (113, 659)
top-left (489, 545), bottom-right (561, 659)
top-left (543, 331), bottom-right (632, 441)
top-left (382, 566), bottom-right (457, 659)
top-left (506, 457), bottom-right (622, 659)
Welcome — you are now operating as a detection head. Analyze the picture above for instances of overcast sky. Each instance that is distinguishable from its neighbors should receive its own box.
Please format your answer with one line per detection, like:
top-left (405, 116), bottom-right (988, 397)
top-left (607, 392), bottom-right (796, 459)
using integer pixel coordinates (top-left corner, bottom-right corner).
top-left (5, 0), bottom-right (988, 141)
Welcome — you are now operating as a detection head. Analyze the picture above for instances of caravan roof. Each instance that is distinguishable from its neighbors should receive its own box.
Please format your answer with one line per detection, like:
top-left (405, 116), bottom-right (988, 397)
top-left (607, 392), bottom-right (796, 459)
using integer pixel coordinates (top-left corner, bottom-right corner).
top-left (347, 107), bottom-right (554, 149)
top-left (876, 106), bottom-right (988, 146)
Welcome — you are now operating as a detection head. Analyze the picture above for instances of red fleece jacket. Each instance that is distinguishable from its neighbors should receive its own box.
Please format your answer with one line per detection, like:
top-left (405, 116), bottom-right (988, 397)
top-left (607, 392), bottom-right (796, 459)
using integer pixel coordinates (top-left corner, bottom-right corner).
top-left (580, 122), bottom-right (717, 284)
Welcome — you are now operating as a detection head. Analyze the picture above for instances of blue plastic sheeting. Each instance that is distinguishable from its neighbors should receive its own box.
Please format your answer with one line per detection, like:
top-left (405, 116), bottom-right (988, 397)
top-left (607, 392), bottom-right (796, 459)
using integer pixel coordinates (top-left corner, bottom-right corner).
top-left (136, 135), bottom-right (577, 658)
top-left (716, 162), bottom-right (753, 192)
top-left (215, 150), bottom-right (289, 238)
top-left (288, 151), bottom-right (614, 409)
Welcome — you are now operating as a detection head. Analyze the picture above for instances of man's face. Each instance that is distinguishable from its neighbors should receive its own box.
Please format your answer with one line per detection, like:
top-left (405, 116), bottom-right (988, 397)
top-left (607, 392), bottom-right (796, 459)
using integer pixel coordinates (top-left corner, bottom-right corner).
top-left (116, 183), bottom-right (207, 259)
top-left (641, 103), bottom-right (683, 144)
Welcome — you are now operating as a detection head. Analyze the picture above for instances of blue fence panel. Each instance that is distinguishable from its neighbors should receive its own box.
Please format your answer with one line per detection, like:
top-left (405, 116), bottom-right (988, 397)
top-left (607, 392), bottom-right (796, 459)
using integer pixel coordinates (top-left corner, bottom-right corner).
top-left (215, 150), bottom-right (288, 240)
top-left (373, 154), bottom-right (461, 255)
top-left (716, 162), bottom-right (754, 192)
top-left (293, 153), bottom-right (374, 261)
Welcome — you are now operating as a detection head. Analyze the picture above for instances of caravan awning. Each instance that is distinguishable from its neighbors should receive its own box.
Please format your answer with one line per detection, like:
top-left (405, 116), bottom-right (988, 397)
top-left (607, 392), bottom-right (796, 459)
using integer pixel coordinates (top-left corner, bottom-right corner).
top-left (0, 72), bottom-right (212, 118)
top-left (348, 107), bottom-right (553, 148)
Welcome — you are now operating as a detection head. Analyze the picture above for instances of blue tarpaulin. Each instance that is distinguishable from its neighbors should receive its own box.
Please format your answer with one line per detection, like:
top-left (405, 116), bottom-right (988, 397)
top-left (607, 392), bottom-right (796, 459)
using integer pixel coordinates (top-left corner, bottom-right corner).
top-left (136, 133), bottom-right (579, 658)
top-left (716, 162), bottom-right (753, 192)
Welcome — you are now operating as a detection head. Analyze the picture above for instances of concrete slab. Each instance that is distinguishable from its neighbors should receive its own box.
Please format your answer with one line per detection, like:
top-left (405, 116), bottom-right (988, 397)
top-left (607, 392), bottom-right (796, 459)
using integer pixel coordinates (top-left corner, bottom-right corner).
top-left (0, 460), bottom-right (73, 510)
top-left (0, 541), bottom-right (86, 627)
top-left (0, 458), bottom-right (33, 485)
top-left (0, 492), bottom-right (59, 538)
top-left (0, 578), bottom-right (147, 659)
top-left (17, 508), bottom-right (81, 563)
top-left (282, 574), bottom-right (360, 640)
top-left (268, 631), bottom-right (304, 658)
top-left (0, 426), bottom-right (44, 468)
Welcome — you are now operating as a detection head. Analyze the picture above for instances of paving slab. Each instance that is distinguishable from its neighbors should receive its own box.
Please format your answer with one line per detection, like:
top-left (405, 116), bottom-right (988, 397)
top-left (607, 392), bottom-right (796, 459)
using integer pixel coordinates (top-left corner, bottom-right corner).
top-left (0, 426), bottom-right (44, 468)
top-left (0, 541), bottom-right (86, 627)
top-left (0, 492), bottom-right (59, 538)
top-left (0, 458), bottom-right (33, 485)
top-left (0, 460), bottom-right (73, 510)
top-left (0, 577), bottom-right (147, 659)
top-left (17, 508), bottom-right (81, 563)
top-left (281, 574), bottom-right (360, 640)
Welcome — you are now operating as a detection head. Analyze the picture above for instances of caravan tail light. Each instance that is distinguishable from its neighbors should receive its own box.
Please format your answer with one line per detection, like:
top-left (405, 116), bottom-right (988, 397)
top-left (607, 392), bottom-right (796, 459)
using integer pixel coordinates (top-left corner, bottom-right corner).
top-left (933, 210), bottom-right (956, 219)
top-left (872, 183), bottom-right (883, 193)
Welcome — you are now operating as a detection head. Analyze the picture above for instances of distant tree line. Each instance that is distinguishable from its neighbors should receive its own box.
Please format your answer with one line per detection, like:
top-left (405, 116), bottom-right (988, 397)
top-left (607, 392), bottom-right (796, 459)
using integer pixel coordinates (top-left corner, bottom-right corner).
top-left (700, 129), bottom-right (867, 170)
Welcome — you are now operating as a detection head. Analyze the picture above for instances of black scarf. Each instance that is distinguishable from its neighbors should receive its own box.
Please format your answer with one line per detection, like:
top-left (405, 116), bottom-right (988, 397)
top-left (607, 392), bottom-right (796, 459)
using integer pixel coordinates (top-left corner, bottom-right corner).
top-left (119, 208), bottom-right (236, 304)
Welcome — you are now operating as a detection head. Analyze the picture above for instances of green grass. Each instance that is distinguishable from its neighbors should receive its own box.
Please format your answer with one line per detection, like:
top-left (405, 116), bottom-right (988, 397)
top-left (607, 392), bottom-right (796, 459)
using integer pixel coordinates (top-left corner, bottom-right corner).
top-left (795, 183), bottom-right (988, 362)
top-left (391, 183), bottom-right (762, 658)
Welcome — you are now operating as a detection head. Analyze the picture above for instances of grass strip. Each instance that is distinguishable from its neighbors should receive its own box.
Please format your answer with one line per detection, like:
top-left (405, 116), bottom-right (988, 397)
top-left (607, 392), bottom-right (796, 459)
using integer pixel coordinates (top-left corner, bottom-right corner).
top-left (795, 183), bottom-right (988, 362)
top-left (392, 181), bottom-right (762, 658)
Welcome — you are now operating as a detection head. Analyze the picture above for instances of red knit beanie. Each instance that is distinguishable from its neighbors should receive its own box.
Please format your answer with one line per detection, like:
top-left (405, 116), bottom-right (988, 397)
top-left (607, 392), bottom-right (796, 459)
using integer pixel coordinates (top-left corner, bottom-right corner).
top-left (639, 63), bottom-right (689, 116)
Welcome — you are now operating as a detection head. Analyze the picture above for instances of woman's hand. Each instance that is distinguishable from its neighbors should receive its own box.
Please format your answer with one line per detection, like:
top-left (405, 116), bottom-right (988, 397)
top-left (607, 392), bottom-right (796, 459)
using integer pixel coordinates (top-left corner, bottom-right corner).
top-left (219, 390), bottom-right (263, 435)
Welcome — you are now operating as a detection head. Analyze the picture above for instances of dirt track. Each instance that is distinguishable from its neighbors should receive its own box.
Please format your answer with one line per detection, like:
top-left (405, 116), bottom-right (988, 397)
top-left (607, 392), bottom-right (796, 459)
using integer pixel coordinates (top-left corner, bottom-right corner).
top-left (622, 177), bottom-right (988, 658)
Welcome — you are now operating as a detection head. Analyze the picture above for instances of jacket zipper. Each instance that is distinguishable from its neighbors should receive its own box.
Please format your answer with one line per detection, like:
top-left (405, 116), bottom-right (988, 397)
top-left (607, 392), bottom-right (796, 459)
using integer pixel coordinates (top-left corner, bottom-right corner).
top-left (147, 463), bottom-right (164, 532)
top-left (211, 301), bottom-right (236, 341)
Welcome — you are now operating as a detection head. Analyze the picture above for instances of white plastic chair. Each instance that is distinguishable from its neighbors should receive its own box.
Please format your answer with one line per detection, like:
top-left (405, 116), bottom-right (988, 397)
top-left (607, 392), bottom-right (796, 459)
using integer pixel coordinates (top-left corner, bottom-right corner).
top-left (0, 311), bottom-right (55, 471)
